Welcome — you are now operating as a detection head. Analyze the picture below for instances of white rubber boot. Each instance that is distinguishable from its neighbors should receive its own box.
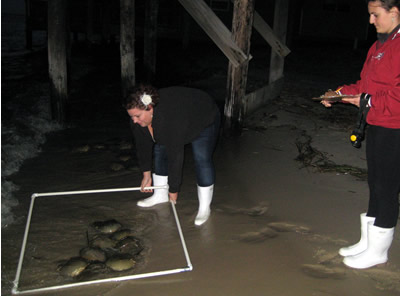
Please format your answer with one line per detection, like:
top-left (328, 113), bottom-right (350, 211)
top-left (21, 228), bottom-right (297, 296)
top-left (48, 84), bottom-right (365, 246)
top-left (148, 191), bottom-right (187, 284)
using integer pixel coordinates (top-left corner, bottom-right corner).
top-left (339, 213), bottom-right (375, 257)
top-left (137, 174), bottom-right (168, 207)
top-left (343, 222), bottom-right (394, 269)
top-left (195, 185), bottom-right (214, 226)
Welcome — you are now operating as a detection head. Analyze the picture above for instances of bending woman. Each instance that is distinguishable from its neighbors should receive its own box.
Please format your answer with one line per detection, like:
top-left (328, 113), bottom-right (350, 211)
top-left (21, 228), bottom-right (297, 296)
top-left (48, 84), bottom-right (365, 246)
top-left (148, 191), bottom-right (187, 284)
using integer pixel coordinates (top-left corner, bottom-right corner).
top-left (125, 85), bottom-right (220, 226)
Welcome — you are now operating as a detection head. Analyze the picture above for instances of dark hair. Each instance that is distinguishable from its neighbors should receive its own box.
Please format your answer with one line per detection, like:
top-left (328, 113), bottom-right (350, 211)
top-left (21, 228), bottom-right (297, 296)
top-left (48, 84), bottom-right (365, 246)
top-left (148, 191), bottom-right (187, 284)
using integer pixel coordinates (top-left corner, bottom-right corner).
top-left (367, 0), bottom-right (400, 11)
top-left (125, 84), bottom-right (160, 110)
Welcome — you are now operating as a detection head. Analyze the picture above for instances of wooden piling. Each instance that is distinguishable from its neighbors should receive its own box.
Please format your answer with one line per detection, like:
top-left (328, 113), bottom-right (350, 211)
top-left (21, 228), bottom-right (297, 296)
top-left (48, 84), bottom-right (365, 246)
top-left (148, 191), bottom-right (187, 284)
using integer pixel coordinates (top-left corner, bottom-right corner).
top-left (223, 0), bottom-right (255, 136)
top-left (48, 0), bottom-right (69, 123)
top-left (120, 0), bottom-right (136, 98)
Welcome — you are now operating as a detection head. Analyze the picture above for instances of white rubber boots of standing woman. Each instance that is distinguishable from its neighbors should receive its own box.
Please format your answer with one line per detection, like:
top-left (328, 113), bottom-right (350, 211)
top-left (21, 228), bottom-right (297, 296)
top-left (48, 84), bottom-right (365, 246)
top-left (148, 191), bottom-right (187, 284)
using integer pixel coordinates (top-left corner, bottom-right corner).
top-left (339, 213), bottom-right (395, 269)
top-left (137, 174), bottom-right (213, 226)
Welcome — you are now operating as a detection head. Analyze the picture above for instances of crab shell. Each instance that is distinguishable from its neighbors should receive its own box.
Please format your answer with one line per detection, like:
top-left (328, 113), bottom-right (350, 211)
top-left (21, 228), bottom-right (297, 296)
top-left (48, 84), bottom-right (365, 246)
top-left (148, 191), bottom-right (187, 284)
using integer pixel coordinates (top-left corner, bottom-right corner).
top-left (106, 255), bottom-right (136, 271)
top-left (92, 219), bottom-right (122, 234)
top-left (80, 247), bottom-right (107, 262)
top-left (59, 258), bottom-right (89, 277)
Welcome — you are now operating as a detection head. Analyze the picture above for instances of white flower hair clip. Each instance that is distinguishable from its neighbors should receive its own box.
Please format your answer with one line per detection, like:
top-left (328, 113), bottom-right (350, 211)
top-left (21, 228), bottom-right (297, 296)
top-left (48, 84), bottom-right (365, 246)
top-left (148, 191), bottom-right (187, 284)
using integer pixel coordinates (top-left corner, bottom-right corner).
top-left (140, 93), bottom-right (152, 106)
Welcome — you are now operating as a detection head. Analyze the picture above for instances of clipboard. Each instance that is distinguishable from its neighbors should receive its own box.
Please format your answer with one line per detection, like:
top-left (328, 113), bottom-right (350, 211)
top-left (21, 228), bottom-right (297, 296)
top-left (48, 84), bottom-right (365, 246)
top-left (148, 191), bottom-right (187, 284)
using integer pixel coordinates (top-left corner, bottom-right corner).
top-left (312, 95), bottom-right (358, 102)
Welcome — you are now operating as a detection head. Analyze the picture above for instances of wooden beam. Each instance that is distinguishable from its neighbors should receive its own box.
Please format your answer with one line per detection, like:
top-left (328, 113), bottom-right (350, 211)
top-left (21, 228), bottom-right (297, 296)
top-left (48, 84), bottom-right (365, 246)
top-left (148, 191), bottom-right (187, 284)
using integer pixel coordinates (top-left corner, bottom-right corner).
top-left (120, 0), bottom-right (136, 98)
top-left (269, 0), bottom-right (289, 83)
top-left (178, 0), bottom-right (248, 67)
top-left (223, 0), bottom-right (255, 136)
top-left (48, 0), bottom-right (68, 123)
top-left (253, 11), bottom-right (291, 57)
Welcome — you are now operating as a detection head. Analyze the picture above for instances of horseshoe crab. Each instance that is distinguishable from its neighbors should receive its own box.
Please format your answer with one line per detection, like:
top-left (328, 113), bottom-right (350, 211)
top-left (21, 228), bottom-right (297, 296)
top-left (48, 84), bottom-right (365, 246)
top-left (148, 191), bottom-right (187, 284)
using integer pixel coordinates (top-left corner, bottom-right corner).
top-left (58, 257), bottom-right (89, 277)
top-left (92, 219), bottom-right (122, 234)
top-left (106, 254), bottom-right (136, 271)
top-left (111, 229), bottom-right (132, 241)
top-left (76, 262), bottom-right (109, 280)
top-left (90, 234), bottom-right (118, 249)
top-left (80, 247), bottom-right (107, 262)
top-left (116, 236), bottom-right (144, 255)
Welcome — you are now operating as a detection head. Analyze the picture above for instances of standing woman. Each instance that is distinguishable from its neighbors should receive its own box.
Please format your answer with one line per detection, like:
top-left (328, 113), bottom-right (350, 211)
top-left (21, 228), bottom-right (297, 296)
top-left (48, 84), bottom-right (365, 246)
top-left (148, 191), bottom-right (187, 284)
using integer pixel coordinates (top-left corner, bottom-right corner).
top-left (322, 0), bottom-right (400, 269)
top-left (125, 85), bottom-right (221, 226)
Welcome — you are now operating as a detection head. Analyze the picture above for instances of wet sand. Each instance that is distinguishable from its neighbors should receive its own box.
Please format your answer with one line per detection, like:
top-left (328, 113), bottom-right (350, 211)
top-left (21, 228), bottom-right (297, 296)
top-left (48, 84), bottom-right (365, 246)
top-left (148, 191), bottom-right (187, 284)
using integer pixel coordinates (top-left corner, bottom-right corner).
top-left (2, 43), bottom-right (400, 295)
top-left (3, 98), bottom-right (400, 296)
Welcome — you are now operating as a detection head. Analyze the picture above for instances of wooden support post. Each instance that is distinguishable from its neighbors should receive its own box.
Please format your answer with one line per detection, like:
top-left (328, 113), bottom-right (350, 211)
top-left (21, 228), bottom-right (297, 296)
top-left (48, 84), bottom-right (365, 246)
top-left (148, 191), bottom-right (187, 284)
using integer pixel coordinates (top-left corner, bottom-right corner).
top-left (48, 0), bottom-right (69, 123)
top-left (229, 0), bottom-right (290, 57)
top-left (25, 0), bottom-right (32, 50)
top-left (144, 0), bottom-right (159, 83)
top-left (120, 0), bottom-right (136, 98)
top-left (269, 0), bottom-right (289, 83)
top-left (223, 0), bottom-right (255, 136)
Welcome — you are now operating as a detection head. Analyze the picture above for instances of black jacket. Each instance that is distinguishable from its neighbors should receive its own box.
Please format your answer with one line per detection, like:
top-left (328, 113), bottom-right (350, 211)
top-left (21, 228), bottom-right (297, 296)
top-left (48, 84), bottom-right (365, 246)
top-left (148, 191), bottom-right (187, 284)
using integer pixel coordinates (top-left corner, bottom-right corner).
top-left (132, 86), bottom-right (219, 192)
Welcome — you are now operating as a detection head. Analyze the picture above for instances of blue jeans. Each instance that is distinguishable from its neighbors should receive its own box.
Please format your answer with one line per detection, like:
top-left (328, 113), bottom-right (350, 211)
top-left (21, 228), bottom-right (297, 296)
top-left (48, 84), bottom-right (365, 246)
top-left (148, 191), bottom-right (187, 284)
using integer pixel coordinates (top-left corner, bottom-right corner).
top-left (154, 112), bottom-right (220, 187)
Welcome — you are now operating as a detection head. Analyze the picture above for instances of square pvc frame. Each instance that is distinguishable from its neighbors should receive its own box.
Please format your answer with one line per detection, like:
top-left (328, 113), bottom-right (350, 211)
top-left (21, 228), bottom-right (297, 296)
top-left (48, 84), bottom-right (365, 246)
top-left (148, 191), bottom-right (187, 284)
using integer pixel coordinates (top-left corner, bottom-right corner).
top-left (12, 186), bottom-right (193, 295)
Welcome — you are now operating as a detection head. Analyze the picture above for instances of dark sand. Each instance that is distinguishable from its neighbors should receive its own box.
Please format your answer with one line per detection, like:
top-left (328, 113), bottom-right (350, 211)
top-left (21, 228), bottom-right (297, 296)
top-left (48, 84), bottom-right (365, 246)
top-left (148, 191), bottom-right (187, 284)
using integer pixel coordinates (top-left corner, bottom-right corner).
top-left (2, 41), bottom-right (400, 295)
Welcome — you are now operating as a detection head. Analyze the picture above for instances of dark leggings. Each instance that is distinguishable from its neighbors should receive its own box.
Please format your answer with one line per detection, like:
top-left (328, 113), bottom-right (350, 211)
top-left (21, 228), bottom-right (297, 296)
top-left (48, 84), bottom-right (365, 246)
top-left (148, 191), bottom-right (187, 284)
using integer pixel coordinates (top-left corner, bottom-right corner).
top-left (366, 125), bottom-right (400, 228)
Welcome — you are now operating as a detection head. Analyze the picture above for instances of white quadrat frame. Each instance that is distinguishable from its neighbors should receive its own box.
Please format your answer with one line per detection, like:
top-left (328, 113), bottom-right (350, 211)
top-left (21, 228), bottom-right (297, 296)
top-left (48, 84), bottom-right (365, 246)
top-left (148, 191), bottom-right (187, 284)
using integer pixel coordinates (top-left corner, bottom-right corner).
top-left (12, 186), bottom-right (193, 295)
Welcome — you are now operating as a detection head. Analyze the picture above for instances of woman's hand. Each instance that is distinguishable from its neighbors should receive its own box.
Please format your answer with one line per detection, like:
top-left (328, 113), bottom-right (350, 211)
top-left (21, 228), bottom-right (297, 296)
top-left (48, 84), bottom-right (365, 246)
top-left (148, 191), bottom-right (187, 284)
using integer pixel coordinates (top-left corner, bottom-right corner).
top-left (141, 171), bottom-right (153, 192)
top-left (169, 192), bottom-right (178, 204)
top-left (321, 90), bottom-right (338, 107)
top-left (321, 90), bottom-right (361, 108)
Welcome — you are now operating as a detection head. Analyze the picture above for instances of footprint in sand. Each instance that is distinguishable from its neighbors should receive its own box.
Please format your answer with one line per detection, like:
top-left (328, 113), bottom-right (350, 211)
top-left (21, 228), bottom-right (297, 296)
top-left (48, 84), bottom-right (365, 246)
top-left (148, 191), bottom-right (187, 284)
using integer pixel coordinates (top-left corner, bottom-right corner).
top-left (110, 163), bottom-right (125, 171)
top-left (237, 227), bottom-right (278, 243)
top-left (307, 233), bottom-right (348, 245)
top-left (244, 205), bottom-right (269, 216)
top-left (119, 155), bottom-right (131, 162)
top-left (360, 269), bottom-right (400, 293)
top-left (217, 203), bottom-right (269, 217)
top-left (314, 249), bottom-right (343, 265)
top-left (301, 264), bottom-right (347, 280)
top-left (267, 222), bottom-right (310, 234)
top-left (311, 248), bottom-right (400, 292)
top-left (72, 145), bottom-right (90, 153)
top-left (119, 142), bottom-right (133, 150)
top-left (93, 144), bottom-right (106, 149)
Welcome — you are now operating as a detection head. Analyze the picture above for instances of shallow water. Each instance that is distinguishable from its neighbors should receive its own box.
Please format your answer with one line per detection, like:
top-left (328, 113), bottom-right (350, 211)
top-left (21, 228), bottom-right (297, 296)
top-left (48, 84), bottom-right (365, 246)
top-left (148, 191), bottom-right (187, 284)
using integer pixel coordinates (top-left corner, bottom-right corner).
top-left (2, 14), bottom-right (61, 227)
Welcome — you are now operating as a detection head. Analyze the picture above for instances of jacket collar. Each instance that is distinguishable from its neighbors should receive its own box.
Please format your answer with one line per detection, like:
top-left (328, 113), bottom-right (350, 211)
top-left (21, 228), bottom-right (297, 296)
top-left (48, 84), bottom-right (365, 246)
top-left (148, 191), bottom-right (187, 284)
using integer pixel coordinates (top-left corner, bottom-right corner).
top-left (377, 24), bottom-right (400, 44)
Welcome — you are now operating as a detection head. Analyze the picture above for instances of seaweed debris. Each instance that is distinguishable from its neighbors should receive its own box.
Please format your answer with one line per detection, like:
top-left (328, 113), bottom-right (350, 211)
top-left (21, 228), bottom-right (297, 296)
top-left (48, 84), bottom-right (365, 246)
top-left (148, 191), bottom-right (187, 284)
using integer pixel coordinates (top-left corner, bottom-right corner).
top-left (295, 132), bottom-right (367, 181)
